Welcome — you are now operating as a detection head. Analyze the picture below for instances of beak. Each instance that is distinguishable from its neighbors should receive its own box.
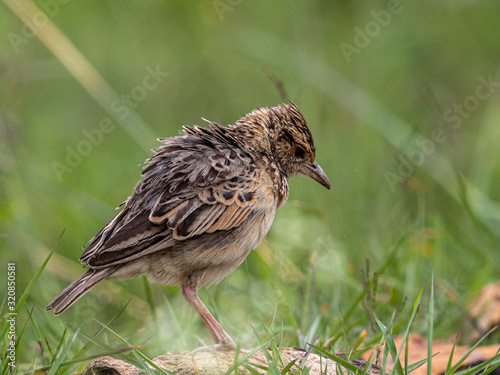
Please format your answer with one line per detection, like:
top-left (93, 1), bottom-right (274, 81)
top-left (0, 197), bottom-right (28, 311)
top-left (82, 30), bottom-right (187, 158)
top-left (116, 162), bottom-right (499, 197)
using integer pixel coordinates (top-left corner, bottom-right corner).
top-left (299, 161), bottom-right (331, 190)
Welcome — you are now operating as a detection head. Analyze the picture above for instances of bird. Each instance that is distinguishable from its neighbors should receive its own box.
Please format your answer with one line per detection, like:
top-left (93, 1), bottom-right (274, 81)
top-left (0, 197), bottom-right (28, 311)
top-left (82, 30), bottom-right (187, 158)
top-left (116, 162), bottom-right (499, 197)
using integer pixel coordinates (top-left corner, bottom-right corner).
top-left (46, 102), bottom-right (330, 350)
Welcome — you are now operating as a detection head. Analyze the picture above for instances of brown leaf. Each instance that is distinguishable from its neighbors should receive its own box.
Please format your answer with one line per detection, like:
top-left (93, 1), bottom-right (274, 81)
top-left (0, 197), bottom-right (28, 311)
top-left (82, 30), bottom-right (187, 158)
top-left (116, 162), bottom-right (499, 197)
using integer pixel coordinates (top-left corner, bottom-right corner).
top-left (468, 281), bottom-right (500, 341)
top-left (362, 333), bottom-right (500, 375)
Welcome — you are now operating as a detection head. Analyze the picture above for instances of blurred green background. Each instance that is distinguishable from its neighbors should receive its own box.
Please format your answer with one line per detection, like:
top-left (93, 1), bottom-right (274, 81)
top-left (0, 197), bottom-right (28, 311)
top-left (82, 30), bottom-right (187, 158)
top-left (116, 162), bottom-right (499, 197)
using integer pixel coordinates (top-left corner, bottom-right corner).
top-left (1, 0), bottom-right (500, 369)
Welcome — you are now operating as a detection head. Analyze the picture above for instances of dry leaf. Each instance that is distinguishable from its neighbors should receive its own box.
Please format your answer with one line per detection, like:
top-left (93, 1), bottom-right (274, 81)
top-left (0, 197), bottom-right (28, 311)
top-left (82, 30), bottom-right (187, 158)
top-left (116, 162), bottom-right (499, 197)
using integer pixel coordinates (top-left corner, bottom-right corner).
top-left (362, 333), bottom-right (499, 375)
top-left (468, 281), bottom-right (500, 341)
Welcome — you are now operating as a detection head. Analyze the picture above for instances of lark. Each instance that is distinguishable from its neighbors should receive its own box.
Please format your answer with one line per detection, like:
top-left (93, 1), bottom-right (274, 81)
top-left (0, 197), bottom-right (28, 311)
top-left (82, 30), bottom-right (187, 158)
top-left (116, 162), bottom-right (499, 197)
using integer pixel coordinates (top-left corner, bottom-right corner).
top-left (47, 103), bottom-right (330, 350)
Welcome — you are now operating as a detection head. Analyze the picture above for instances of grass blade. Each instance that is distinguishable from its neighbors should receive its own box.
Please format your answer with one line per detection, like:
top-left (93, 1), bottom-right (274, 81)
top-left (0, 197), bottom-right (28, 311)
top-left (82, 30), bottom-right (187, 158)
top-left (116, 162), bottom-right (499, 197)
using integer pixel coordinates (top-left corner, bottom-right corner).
top-left (374, 314), bottom-right (404, 375)
top-left (73, 300), bottom-right (131, 360)
top-left (446, 327), bottom-right (498, 375)
top-left (428, 271), bottom-right (434, 375)
top-left (451, 351), bottom-right (500, 375)
top-left (310, 345), bottom-right (363, 374)
top-left (224, 336), bottom-right (275, 375)
top-left (21, 345), bottom-right (142, 375)
top-left (94, 320), bottom-right (174, 375)
top-left (445, 336), bottom-right (458, 374)
top-left (48, 322), bottom-right (83, 375)
top-left (142, 276), bottom-right (157, 324)
top-left (401, 288), bottom-right (423, 375)
top-left (407, 355), bottom-right (435, 373)
top-left (0, 230), bottom-right (63, 341)
top-left (3, 0), bottom-right (156, 153)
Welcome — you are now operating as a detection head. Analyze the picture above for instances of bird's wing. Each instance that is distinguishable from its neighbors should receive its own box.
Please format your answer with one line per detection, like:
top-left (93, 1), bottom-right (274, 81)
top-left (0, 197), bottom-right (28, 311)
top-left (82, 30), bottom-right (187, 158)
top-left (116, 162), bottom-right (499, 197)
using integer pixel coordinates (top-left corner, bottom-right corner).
top-left (149, 165), bottom-right (263, 240)
top-left (79, 207), bottom-right (173, 268)
top-left (80, 128), bottom-right (275, 268)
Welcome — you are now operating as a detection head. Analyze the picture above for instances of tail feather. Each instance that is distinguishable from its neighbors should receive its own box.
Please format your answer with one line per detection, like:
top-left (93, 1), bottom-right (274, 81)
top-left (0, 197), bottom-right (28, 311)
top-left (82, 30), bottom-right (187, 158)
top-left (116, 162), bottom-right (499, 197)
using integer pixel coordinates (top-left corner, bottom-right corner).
top-left (46, 267), bottom-right (118, 315)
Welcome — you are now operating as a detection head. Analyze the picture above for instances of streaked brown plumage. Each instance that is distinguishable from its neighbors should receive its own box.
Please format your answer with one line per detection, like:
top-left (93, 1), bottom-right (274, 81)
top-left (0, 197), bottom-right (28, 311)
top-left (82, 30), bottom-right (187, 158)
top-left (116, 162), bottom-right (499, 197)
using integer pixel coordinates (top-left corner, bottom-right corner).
top-left (46, 103), bottom-right (330, 349)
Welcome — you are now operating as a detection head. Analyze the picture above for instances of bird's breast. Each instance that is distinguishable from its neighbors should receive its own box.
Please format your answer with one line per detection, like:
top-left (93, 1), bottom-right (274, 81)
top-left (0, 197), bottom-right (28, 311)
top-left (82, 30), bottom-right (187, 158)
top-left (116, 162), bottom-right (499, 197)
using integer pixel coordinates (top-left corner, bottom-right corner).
top-left (258, 155), bottom-right (289, 209)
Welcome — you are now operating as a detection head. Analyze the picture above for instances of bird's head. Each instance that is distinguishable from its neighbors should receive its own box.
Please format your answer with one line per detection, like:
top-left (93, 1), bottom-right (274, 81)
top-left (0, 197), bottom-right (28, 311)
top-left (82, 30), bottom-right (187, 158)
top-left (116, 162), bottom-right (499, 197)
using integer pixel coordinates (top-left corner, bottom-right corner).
top-left (236, 103), bottom-right (331, 190)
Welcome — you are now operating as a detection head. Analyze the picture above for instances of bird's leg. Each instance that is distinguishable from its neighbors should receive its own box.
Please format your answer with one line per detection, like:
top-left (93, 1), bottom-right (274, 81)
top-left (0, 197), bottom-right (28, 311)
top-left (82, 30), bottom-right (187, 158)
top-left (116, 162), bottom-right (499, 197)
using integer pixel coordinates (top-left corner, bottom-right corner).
top-left (181, 284), bottom-right (236, 350)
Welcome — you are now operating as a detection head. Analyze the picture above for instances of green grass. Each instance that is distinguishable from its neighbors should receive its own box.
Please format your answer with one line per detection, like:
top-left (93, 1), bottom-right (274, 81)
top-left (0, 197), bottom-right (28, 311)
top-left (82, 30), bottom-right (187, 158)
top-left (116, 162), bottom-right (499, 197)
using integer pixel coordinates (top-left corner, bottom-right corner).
top-left (1, 0), bottom-right (500, 373)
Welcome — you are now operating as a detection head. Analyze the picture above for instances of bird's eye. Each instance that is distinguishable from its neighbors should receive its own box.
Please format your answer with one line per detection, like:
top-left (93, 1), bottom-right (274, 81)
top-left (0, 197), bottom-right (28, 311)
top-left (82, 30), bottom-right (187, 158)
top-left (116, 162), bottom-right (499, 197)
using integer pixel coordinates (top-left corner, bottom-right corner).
top-left (294, 147), bottom-right (305, 158)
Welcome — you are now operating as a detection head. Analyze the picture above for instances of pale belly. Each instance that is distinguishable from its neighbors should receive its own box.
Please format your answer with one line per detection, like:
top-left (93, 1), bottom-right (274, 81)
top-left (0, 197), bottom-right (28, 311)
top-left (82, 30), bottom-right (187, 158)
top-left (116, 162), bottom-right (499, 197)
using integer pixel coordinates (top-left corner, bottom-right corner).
top-left (128, 208), bottom-right (277, 288)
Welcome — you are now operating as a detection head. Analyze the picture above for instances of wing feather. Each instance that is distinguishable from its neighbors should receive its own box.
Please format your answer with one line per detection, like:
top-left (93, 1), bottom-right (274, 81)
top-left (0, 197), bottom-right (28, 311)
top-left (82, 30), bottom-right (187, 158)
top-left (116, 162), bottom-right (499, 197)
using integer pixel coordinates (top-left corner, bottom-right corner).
top-left (79, 128), bottom-right (273, 268)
